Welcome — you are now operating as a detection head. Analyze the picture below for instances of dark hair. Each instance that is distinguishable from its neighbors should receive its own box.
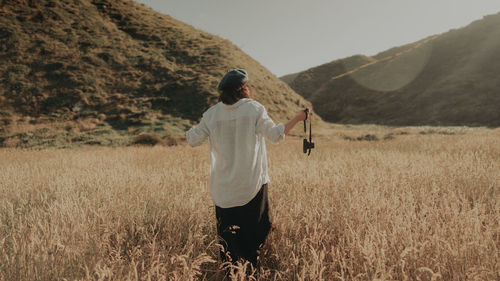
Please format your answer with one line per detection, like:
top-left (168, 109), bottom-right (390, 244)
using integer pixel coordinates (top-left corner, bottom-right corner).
top-left (218, 83), bottom-right (250, 105)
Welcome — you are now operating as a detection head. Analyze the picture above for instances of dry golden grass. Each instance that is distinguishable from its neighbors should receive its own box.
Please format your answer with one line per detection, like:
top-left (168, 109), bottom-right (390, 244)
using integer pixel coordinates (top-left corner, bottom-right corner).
top-left (0, 128), bottom-right (499, 280)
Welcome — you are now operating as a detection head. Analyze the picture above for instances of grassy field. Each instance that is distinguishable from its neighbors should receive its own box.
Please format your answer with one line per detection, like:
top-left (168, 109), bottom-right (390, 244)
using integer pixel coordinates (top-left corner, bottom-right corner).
top-left (0, 127), bottom-right (499, 280)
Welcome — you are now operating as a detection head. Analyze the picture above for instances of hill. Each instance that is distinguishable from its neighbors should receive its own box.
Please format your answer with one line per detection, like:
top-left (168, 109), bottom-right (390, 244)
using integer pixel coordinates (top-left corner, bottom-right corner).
top-left (0, 0), bottom-right (313, 148)
top-left (282, 13), bottom-right (500, 127)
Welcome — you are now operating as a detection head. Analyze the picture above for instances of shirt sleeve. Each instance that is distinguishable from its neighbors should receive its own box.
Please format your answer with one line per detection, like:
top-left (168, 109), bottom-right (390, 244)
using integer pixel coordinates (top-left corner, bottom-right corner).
top-left (186, 118), bottom-right (209, 147)
top-left (256, 107), bottom-right (285, 144)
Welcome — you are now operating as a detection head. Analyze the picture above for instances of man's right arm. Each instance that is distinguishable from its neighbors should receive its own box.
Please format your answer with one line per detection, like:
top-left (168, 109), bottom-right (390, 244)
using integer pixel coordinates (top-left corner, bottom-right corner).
top-left (256, 106), bottom-right (309, 143)
top-left (284, 109), bottom-right (308, 135)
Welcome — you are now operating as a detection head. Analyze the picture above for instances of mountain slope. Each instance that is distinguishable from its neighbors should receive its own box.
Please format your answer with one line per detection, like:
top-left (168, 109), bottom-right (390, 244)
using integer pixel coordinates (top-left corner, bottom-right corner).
top-left (283, 13), bottom-right (500, 126)
top-left (0, 0), bottom-right (313, 148)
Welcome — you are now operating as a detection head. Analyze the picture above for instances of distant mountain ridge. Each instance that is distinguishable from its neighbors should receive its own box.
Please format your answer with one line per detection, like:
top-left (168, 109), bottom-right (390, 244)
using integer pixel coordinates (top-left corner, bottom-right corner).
top-left (282, 13), bottom-right (500, 127)
top-left (0, 0), bottom-right (313, 148)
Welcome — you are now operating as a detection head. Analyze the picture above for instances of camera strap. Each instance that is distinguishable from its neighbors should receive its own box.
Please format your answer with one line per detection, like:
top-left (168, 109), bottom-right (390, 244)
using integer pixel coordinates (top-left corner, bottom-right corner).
top-left (303, 109), bottom-right (314, 156)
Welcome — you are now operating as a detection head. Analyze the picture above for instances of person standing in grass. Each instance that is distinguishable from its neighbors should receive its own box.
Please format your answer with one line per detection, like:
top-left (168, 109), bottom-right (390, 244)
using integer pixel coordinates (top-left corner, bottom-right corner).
top-left (186, 69), bottom-right (307, 266)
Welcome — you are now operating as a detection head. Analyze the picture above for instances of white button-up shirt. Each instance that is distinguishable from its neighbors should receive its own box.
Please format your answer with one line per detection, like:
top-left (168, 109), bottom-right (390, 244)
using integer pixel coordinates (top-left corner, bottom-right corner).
top-left (186, 98), bottom-right (285, 208)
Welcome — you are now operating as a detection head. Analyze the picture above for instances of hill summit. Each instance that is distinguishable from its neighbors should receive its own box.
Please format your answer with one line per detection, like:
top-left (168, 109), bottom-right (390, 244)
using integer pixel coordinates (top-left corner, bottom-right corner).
top-left (283, 12), bottom-right (500, 127)
top-left (0, 0), bottom-right (312, 148)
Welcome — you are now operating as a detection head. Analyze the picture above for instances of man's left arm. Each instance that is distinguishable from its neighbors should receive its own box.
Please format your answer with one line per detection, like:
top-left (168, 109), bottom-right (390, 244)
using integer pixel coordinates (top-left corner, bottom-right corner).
top-left (186, 118), bottom-right (209, 147)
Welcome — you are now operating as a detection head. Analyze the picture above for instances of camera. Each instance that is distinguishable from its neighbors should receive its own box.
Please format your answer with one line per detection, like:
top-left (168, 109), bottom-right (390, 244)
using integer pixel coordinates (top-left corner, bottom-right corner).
top-left (303, 138), bottom-right (315, 154)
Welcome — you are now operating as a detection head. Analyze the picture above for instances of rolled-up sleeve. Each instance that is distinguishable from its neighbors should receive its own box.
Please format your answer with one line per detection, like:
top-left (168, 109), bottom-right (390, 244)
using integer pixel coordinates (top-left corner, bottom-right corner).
top-left (186, 118), bottom-right (209, 147)
top-left (256, 107), bottom-right (285, 144)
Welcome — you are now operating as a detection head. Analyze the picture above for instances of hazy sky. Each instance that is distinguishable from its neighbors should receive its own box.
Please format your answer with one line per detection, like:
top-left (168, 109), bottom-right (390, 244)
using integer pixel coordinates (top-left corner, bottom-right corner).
top-left (136, 0), bottom-right (500, 76)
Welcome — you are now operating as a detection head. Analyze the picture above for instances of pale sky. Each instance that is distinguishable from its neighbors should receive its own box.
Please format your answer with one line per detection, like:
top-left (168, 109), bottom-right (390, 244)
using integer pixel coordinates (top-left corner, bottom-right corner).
top-left (136, 0), bottom-right (500, 77)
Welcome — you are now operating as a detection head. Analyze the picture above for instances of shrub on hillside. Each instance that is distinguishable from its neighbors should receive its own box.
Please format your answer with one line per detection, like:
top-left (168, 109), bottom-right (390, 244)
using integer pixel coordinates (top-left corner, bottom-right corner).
top-left (131, 133), bottom-right (161, 146)
top-left (343, 134), bottom-right (379, 141)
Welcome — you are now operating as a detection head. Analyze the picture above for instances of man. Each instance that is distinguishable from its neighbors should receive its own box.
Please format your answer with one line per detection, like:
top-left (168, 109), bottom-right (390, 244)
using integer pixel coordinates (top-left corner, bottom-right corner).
top-left (186, 69), bottom-right (307, 265)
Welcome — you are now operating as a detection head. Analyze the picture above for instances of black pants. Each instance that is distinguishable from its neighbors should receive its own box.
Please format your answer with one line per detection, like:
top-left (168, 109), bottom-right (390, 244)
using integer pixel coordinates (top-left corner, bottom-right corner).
top-left (215, 184), bottom-right (272, 265)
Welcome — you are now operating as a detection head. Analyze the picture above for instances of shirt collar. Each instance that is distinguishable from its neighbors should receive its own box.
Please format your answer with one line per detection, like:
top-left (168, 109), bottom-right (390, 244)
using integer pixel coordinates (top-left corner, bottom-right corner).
top-left (222, 98), bottom-right (251, 110)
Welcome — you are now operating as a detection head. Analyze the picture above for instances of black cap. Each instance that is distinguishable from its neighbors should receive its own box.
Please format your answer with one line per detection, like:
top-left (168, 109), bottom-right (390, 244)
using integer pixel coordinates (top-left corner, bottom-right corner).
top-left (217, 69), bottom-right (249, 91)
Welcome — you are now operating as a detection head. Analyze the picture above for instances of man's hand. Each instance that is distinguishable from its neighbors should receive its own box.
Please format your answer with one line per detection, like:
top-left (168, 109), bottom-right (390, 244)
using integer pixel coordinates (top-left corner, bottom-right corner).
top-left (285, 108), bottom-right (311, 135)
top-left (295, 108), bottom-right (310, 122)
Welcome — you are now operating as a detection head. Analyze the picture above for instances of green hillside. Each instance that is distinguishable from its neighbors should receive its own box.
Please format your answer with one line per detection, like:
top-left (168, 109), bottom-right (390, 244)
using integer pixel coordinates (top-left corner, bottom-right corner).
top-left (0, 0), bottom-right (314, 148)
top-left (283, 13), bottom-right (500, 127)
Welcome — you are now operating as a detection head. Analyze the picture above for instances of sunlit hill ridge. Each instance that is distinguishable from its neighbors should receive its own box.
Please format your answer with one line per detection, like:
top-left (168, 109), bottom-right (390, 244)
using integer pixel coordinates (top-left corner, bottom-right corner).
top-left (282, 12), bottom-right (500, 127)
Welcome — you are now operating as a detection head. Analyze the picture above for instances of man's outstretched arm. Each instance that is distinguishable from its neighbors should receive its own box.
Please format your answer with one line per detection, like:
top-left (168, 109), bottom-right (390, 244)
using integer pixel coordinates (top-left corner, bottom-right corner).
top-left (284, 109), bottom-right (308, 135)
